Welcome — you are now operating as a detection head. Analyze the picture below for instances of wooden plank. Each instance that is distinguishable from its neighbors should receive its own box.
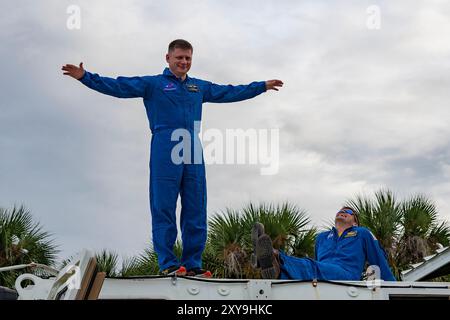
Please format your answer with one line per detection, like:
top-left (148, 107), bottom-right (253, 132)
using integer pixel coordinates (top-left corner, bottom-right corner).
top-left (87, 272), bottom-right (106, 300)
top-left (75, 257), bottom-right (97, 300)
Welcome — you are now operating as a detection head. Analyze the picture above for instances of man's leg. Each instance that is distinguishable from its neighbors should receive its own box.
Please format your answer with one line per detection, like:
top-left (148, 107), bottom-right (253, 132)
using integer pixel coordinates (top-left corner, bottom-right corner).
top-left (150, 176), bottom-right (181, 271)
top-left (253, 225), bottom-right (317, 280)
top-left (315, 262), bottom-right (357, 280)
top-left (179, 162), bottom-right (207, 271)
top-left (149, 134), bottom-right (183, 271)
top-left (278, 252), bottom-right (317, 280)
top-left (255, 234), bottom-right (281, 279)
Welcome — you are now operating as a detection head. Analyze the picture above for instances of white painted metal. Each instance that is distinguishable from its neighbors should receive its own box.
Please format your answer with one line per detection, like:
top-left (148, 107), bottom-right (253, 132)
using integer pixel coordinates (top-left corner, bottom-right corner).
top-left (402, 246), bottom-right (450, 281)
top-left (15, 249), bottom-right (96, 300)
top-left (14, 275), bottom-right (450, 300)
top-left (11, 248), bottom-right (450, 300)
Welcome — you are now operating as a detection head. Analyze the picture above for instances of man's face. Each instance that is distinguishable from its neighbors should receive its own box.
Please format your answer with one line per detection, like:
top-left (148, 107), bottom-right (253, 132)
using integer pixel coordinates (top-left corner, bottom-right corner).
top-left (335, 208), bottom-right (357, 227)
top-left (166, 48), bottom-right (192, 78)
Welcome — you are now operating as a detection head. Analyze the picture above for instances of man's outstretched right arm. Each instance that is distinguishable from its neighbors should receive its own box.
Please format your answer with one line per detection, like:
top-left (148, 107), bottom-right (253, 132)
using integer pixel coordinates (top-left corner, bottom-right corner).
top-left (62, 62), bottom-right (153, 98)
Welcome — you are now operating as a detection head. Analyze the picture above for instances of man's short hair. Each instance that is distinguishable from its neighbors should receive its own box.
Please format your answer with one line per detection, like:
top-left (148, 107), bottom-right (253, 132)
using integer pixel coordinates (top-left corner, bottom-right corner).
top-left (168, 39), bottom-right (193, 53)
top-left (341, 206), bottom-right (360, 226)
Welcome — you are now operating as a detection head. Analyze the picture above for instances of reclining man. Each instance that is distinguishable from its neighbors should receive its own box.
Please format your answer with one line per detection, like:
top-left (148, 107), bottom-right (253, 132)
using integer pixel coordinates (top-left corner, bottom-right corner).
top-left (253, 207), bottom-right (396, 281)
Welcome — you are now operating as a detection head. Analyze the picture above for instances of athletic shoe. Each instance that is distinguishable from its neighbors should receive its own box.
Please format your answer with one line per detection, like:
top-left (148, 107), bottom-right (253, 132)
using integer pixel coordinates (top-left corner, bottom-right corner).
top-left (160, 265), bottom-right (187, 276)
top-left (186, 268), bottom-right (212, 278)
top-left (256, 234), bottom-right (280, 279)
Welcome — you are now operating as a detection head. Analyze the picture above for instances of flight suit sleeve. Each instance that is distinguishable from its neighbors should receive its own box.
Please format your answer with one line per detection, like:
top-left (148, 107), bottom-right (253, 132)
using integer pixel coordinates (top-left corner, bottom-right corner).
top-left (363, 230), bottom-right (396, 281)
top-left (202, 81), bottom-right (266, 103)
top-left (79, 71), bottom-right (155, 98)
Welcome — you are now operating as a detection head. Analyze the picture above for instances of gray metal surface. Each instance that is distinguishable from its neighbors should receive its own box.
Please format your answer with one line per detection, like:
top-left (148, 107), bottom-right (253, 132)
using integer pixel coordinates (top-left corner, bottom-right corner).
top-left (402, 246), bottom-right (450, 281)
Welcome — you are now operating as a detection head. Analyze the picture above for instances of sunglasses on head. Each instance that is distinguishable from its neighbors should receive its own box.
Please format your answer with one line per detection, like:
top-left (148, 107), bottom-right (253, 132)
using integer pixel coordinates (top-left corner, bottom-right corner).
top-left (337, 209), bottom-right (354, 215)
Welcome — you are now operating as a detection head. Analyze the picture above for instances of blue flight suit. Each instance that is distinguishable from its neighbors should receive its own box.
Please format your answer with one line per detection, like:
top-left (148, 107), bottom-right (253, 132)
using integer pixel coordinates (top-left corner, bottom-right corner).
top-left (279, 226), bottom-right (396, 281)
top-left (79, 67), bottom-right (266, 270)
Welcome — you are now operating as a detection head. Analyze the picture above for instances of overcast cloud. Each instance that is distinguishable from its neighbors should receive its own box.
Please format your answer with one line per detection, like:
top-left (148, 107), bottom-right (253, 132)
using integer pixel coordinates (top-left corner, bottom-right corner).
top-left (1, 0), bottom-right (450, 261)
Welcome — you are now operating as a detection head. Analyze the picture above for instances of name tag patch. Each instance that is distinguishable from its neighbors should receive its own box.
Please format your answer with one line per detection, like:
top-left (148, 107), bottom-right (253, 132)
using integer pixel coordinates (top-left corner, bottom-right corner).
top-left (344, 231), bottom-right (358, 238)
top-left (186, 84), bottom-right (199, 92)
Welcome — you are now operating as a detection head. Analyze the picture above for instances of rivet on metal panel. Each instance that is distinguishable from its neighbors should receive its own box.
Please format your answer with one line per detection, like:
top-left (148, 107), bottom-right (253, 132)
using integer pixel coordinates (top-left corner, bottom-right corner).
top-left (312, 279), bottom-right (318, 287)
top-left (218, 286), bottom-right (230, 296)
top-left (347, 286), bottom-right (359, 297)
top-left (188, 286), bottom-right (200, 295)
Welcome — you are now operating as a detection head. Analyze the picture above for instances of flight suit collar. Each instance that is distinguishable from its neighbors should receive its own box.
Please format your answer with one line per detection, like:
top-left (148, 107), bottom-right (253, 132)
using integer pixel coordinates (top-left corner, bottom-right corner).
top-left (332, 226), bottom-right (357, 238)
top-left (163, 67), bottom-right (189, 82)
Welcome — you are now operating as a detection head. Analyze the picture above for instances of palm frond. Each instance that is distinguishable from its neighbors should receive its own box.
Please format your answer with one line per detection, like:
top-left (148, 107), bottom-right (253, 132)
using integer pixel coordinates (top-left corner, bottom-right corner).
top-left (0, 205), bottom-right (59, 288)
top-left (347, 189), bottom-right (401, 251)
top-left (242, 202), bottom-right (310, 251)
top-left (121, 247), bottom-right (160, 276)
top-left (208, 209), bottom-right (247, 277)
top-left (95, 250), bottom-right (119, 277)
top-left (401, 195), bottom-right (438, 237)
top-left (204, 202), bottom-right (314, 278)
top-left (292, 228), bottom-right (318, 258)
top-left (428, 221), bottom-right (450, 249)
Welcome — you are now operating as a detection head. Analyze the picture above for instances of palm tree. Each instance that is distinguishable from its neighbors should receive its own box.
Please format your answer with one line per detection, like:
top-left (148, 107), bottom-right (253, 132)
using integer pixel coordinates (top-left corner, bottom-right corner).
top-left (241, 202), bottom-right (312, 252)
top-left (346, 189), bottom-right (402, 275)
top-left (95, 250), bottom-right (120, 277)
top-left (120, 247), bottom-right (159, 277)
top-left (346, 189), bottom-right (450, 279)
top-left (292, 228), bottom-right (318, 258)
top-left (428, 221), bottom-right (450, 249)
top-left (205, 202), bottom-right (316, 278)
top-left (0, 205), bottom-right (58, 288)
top-left (396, 195), bottom-right (450, 269)
top-left (347, 189), bottom-right (402, 254)
top-left (208, 208), bottom-right (248, 278)
top-left (120, 241), bottom-right (183, 277)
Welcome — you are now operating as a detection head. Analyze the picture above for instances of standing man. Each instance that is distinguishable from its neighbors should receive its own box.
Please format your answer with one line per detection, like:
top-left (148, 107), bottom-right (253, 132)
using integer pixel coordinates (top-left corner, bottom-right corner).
top-left (253, 206), bottom-right (396, 281)
top-left (62, 39), bottom-right (283, 277)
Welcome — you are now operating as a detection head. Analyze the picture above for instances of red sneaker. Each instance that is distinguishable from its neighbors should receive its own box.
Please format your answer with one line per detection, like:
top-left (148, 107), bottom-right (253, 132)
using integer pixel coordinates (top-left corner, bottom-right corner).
top-left (186, 268), bottom-right (212, 278)
top-left (160, 266), bottom-right (187, 276)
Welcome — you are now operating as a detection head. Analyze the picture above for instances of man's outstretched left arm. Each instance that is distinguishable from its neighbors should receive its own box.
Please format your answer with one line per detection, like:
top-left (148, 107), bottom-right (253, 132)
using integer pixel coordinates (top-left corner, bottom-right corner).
top-left (202, 79), bottom-right (283, 103)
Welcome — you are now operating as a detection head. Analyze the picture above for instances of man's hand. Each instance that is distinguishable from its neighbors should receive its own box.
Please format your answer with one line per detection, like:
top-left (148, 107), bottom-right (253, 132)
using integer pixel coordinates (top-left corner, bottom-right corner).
top-left (265, 79), bottom-right (284, 91)
top-left (62, 62), bottom-right (85, 80)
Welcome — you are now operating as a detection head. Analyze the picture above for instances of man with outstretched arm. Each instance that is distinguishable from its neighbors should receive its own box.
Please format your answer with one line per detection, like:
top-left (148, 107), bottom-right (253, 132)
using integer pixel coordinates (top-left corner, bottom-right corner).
top-left (62, 39), bottom-right (283, 277)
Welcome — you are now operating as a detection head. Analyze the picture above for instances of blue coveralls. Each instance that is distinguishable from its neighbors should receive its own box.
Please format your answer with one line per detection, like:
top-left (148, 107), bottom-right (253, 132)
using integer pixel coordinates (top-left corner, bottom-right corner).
top-left (79, 68), bottom-right (266, 270)
top-left (279, 226), bottom-right (396, 281)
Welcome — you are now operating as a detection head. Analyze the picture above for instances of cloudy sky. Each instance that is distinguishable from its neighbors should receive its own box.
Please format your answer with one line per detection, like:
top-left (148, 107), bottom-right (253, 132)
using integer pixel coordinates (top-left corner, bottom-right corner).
top-left (1, 0), bottom-right (450, 262)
